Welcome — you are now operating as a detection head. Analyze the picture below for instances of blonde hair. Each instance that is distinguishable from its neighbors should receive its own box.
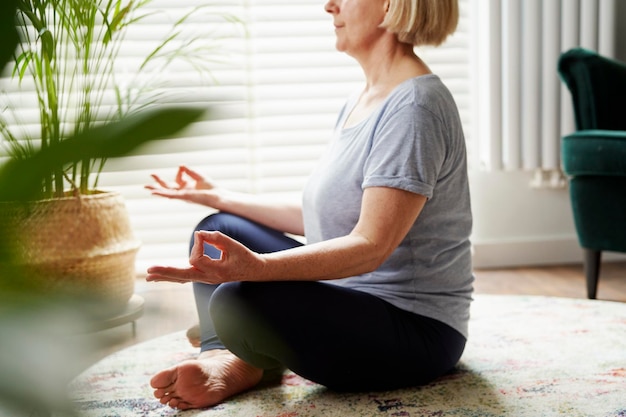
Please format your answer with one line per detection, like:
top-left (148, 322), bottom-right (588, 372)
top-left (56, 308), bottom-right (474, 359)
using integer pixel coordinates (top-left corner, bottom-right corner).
top-left (381, 0), bottom-right (459, 46)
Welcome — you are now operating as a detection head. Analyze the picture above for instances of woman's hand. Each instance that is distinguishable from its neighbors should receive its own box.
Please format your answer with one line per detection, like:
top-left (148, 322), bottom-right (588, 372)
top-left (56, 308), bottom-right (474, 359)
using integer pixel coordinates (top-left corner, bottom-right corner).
top-left (146, 165), bottom-right (305, 235)
top-left (146, 231), bottom-right (266, 285)
top-left (145, 165), bottom-right (222, 208)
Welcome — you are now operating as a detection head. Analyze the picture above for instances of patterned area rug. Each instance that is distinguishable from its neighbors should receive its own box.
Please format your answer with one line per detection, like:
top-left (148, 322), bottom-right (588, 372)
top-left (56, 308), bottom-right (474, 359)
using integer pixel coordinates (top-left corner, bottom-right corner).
top-left (69, 295), bottom-right (626, 416)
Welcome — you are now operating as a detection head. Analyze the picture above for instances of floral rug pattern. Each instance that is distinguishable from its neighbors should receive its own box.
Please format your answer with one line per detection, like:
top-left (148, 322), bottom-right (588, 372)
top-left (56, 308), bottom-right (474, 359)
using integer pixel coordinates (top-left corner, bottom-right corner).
top-left (69, 295), bottom-right (626, 416)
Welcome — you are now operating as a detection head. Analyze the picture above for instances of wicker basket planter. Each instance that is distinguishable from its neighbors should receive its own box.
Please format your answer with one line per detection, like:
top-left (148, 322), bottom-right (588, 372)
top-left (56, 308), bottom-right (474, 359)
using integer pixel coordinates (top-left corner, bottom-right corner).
top-left (3, 191), bottom-right (140, 315)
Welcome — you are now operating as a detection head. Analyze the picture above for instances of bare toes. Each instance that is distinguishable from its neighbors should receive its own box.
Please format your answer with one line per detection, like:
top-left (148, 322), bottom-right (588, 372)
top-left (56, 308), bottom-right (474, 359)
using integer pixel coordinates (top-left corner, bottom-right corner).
top-left (153, 388), bottom-right (169, 399)
top-left (158, 394), bottom-right (172, 405)
top-left (150, 367), bottom-right (177, 389)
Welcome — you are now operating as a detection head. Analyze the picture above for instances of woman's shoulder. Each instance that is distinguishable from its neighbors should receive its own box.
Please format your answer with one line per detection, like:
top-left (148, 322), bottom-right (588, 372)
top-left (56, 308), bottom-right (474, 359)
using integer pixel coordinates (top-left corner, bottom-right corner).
top-left (393, 75), bottom-right (453, 105)
top-left (381, 74), bottom-right (457, 120)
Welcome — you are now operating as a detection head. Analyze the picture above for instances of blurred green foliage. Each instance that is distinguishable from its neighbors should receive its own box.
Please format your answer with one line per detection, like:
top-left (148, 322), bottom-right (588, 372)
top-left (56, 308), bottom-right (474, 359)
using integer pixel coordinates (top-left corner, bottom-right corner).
top-left (0, 0), bottom-right (204, 414)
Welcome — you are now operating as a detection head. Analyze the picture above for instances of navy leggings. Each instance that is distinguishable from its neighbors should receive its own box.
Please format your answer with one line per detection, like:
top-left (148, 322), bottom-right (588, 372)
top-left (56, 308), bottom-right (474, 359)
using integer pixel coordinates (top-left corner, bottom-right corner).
top-left (190, 213), bottom-right (466, 392)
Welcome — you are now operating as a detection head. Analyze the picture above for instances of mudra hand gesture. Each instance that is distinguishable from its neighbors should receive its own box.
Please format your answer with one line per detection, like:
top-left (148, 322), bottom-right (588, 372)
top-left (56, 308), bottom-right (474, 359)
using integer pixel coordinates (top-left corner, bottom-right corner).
top-left (146, 230), bottom-right (265, 285)
top-left (145, 165), bottom-right (221, 207)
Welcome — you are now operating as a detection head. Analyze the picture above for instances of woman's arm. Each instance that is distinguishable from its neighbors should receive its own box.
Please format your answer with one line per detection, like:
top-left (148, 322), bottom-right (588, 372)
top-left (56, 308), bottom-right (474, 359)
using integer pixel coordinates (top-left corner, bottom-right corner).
top-left (146, 186), bottom-right (426, 284)
top-left (260, 186), bottom-right (426, 280)
top-left (146, 165), bottom-right (304, 236)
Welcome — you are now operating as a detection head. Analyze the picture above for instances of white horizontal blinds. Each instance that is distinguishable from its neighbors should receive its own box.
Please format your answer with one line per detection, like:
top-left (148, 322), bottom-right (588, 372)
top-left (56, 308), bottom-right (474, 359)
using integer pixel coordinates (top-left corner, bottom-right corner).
top-left (98, 0), bottom-right (252, 270)
top-left (472, 0), bottom-right (616, 179)
top-left (241, 0), bottom-right (361, 195)
top-left (1, 0), bottom-right (472, 271)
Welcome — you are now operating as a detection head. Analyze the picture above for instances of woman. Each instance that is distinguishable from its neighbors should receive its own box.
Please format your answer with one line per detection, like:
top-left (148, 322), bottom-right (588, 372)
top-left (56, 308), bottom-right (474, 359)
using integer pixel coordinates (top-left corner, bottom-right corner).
top-left (145, 0), bottom-right (473, 410)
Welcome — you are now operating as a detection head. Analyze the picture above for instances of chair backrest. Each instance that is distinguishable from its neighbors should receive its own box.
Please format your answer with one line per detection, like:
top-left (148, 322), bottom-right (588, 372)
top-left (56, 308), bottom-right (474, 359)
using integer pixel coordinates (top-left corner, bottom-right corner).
top-left (558, 48), bottom-right (626, 131)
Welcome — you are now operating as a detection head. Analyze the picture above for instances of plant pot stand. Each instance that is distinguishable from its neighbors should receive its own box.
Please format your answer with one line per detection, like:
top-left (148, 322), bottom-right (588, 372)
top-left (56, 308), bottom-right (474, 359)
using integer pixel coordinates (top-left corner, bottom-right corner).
top-left (85, 294), bottom-right (144, 336)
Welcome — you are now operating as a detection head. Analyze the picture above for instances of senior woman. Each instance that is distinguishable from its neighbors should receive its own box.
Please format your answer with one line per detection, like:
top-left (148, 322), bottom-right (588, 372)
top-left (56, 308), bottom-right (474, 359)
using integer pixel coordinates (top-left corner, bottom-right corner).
top-left (145, 0), bottom-right (473, 410)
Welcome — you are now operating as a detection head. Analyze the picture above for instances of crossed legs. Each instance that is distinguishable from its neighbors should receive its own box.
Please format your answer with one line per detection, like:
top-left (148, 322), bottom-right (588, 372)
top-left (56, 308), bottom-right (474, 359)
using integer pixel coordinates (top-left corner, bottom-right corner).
top-left (150, 213), bottom-right (466, 409)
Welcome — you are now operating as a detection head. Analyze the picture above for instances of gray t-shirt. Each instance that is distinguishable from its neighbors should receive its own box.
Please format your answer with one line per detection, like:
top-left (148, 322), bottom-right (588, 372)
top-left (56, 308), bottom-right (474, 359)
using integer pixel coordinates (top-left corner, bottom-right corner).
top-left (302, 74), bottom-right (474, 338)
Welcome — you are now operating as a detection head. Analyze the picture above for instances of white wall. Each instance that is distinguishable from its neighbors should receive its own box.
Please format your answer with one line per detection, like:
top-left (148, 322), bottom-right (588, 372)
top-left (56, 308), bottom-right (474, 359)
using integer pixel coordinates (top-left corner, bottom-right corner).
top-left (470, 170), bottom-right (626, 269)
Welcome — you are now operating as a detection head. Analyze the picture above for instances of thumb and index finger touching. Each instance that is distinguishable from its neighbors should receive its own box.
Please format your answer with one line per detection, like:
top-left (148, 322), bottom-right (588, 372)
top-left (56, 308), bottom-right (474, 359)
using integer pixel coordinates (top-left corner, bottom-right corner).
top-left (190, 230), bottom-right (233, 261)
top-left (176, 165), bottom-right (204, 184)
top-left (145, 165), bottom-right (204, 190)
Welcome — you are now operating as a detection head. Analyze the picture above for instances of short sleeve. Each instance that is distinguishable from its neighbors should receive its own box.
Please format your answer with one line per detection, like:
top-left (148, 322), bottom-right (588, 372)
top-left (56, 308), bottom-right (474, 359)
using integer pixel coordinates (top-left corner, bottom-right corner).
top-left (362, 103), bottom-right (447, 199)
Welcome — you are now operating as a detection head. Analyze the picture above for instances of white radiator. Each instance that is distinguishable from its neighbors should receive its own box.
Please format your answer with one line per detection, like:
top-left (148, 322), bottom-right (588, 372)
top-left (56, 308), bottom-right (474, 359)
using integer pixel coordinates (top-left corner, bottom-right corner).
top-left (471, 0), bottom-right (616, 187)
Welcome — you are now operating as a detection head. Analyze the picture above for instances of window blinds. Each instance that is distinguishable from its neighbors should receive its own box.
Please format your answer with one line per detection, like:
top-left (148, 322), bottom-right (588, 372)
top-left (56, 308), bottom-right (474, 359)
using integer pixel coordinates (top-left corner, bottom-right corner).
top-left (0, 0), bottom-right (471, 272)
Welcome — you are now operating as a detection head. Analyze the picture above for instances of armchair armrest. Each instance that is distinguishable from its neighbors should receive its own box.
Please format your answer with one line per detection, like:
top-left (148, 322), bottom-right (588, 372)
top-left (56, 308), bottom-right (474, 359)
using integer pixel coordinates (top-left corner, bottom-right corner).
top-left (561, 130), bottom-right (626, 177)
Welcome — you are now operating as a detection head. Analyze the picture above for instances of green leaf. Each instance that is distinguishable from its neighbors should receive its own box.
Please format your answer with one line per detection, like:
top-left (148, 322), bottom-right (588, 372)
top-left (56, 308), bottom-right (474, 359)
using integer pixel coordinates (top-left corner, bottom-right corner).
top-left (39, 27), bottom-right (56, 61)
top-left (103, 3), bottom-right (132, 44)
top-left (12, 51), bottom-right (33, 80)
top-left (0, 0), bottom-right (20, 73)
top-left (0, 107), bottom-right (205, 202)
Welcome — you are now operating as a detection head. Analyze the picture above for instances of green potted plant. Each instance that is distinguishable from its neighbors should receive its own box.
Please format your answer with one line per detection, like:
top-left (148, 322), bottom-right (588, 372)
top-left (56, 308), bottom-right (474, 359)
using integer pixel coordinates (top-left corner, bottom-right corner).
top-left (0, 0), bottom-right (232, 314)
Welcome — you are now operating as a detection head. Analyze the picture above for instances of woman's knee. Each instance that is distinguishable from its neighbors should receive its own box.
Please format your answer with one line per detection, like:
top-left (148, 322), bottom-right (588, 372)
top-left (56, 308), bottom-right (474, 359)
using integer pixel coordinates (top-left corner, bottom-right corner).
top-left (193, 212), bottom-right (240, 234)
top-left (208, 282), bottom-right (258, 339)
top-left (208, 282), bottom-right (269, 327)
top-left (209, 282), bottom-right (285, 369)
top-left (208, 282), bottom-right (242, 316)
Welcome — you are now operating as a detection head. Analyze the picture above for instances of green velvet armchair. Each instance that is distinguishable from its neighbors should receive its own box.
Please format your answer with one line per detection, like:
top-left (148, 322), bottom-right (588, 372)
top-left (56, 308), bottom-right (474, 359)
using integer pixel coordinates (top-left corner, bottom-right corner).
top-left (558, 48), bottom-right (626, 299)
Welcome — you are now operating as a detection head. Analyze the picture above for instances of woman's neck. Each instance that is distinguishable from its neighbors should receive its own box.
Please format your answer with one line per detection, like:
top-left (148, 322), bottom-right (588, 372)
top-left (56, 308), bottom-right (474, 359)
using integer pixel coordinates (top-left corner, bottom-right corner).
top-left (341, 37), bottom-right (432, 129)
top-left (356, 40), bottom-right (431, 98)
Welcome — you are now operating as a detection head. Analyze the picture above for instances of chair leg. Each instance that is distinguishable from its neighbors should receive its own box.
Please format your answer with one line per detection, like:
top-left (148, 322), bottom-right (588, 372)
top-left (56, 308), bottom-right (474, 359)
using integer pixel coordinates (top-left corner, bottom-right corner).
top-left (583, 249), bottom-right (602, 299)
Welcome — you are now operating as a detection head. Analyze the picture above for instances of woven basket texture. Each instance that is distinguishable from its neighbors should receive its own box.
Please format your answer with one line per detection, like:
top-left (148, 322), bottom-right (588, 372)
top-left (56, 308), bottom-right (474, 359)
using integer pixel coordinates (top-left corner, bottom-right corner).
top-left (2, 191), bottom-right (140, 310)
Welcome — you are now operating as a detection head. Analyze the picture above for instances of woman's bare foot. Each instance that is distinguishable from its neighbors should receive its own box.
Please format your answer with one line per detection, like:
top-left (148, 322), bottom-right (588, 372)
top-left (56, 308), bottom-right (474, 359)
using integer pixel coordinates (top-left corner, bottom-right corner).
top-left (186, 324), bottom-right (201, 348)
top-left (150, 349), bottom-right (263, 410)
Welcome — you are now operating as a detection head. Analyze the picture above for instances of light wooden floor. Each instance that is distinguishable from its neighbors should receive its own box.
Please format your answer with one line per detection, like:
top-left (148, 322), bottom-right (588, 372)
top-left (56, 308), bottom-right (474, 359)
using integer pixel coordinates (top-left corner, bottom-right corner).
top-left (82, 261), bottom-right (626, 366)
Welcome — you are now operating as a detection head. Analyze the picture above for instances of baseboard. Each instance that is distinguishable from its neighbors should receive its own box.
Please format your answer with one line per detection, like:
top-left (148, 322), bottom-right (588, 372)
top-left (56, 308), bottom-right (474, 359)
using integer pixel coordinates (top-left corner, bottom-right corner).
top-left (472, 236), bottom-right (626, 269)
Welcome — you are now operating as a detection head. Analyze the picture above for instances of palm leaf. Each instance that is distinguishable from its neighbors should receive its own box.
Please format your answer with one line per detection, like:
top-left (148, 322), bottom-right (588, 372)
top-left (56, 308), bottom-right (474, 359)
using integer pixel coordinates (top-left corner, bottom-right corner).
top-left (0, 107), bottom-right (205, 202)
